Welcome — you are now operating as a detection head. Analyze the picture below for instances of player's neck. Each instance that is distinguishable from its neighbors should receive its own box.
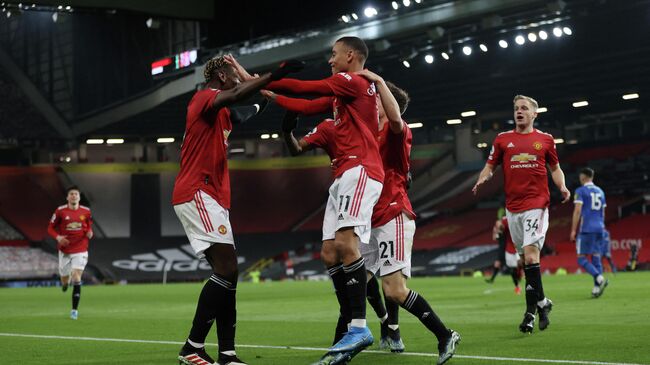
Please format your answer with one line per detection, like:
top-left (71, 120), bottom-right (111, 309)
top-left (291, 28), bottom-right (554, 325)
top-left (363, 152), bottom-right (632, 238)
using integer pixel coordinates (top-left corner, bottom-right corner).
top-left (68, 203), bottom-right (79, 210)
top-left (515, 125), bottom-right (534, 134)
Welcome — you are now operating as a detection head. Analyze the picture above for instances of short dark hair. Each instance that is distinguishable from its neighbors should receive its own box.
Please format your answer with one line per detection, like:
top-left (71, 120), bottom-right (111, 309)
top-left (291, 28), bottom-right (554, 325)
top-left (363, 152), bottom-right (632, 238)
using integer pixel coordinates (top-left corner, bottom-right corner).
top-left (203, 56), bottom-right (229, 83)
top-left (336, 36), bottom-right (369, 62)
top-left (66, 185), bottom-right (80, 194)
top-left (385, 81), bottom-right (410, 115)
top-left (580, 167), bottom-right (594, 178)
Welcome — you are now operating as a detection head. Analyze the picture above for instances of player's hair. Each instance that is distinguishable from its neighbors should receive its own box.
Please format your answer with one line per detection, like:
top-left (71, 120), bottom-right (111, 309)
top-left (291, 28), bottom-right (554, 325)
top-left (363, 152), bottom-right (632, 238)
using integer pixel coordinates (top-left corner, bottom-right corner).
top-left (580, 167), bottom-right (595, 178)
top-left (203, 56), bottom-right (229, 83)
top-left (336, 36), bottom-right (369, 62)
top-left (386, 81), bottom-right (410, 115)
top-left (66, 185), bottom-right (80, 194)
top-left (513, 94), bottom-right (539, 110)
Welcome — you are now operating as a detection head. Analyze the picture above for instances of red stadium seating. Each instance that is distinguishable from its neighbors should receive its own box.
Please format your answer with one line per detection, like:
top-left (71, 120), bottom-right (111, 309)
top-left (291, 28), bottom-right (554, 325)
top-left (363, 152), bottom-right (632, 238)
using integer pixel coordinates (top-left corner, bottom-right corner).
top-left (0, 166), bottom-right (65, 241)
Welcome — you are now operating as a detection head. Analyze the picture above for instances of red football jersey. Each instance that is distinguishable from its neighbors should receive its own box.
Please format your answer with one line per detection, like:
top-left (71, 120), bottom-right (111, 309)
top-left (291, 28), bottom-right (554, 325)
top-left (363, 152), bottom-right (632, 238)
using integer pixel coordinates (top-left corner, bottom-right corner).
top-left (172, 88), bottom-right (233, 208)
top-left (303, 119), bottom-right (337, 163)
top-left (372, 122), bottom-right (416, 227)
top-left (48, 205), bottom-right (93, 254)
top-left (487, 129), bottom-right (559, 213)
top-left (501, 216), bottom-right (517, 254)
top-left (269, 73), bottom-right (384, 182)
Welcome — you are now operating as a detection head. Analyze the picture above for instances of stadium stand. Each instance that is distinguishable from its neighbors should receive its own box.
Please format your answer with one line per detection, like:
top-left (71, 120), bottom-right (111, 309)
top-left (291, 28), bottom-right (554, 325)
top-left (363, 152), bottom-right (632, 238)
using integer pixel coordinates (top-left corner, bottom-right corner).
top-left (0, 246), bottom-right (58, 280)
top-left (0, 216), bottom-right (24, 241)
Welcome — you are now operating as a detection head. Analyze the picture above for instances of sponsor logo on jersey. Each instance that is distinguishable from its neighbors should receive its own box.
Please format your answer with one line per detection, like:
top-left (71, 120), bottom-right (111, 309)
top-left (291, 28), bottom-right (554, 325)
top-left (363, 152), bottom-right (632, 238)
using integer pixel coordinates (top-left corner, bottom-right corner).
top-left (65, 216), bottom-right (71, 220)
top-left (66, 222), bottom-right (83, 230)
top-left (510, 153), bottom-right (537, 162)
top-left (383, 260), bottom-right (392, 267)
top-left (533, 141), bottom-right (543, 150)
top-left (338, 213), bottom-right (344, 221)
top-left (218, 225), bottom-right (227, 235)
top-left (507, 142), bottom-right (515, 148)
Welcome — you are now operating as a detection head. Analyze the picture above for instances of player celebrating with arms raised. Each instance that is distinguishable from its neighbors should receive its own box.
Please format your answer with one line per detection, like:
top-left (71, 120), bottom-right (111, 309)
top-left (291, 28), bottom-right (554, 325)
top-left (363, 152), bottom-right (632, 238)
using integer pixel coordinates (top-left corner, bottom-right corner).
top-left (473, 95), bottom-right (570, 333)
top-left (173, 55), bottom-right (303, 365)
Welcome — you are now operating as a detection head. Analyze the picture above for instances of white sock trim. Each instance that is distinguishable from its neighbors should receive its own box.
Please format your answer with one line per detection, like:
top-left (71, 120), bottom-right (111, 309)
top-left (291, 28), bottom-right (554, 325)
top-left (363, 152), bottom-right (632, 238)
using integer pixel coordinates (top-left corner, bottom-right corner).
top-left (388, 324), bottom-right (399, 331)
top-left (379, 314), bottom-right (388, 324)
top-left (350, 319), bottom-right (366, 328)
top-left (186, 339), bottom-right (204, 349)
top-left (537, 298), bottom-right (548, 307)
top-left (220, 350), bottom-right (237, 356)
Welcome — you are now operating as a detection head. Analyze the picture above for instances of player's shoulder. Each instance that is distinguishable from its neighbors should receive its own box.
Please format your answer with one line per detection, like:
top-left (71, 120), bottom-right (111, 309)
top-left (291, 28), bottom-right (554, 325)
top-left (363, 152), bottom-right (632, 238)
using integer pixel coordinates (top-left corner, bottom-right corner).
top-left (535, 129), bottom-right (555, 140)
top-left (496, 130), bottom-right (515, 138)
top-left (79, 205), bottom-right (91, 212)
top-left (57, 205), bottom-right (67, 211)
top-left (334, 72), bottom-right (355, 82)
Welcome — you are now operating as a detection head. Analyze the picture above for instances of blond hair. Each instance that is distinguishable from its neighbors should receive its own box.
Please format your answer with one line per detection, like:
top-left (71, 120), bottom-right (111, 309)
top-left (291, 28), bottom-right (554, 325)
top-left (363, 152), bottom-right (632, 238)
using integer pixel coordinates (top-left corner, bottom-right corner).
top-left (513, 95), bottom-right (539, 110)
top-left (203, 56), bottom-right (228, 83)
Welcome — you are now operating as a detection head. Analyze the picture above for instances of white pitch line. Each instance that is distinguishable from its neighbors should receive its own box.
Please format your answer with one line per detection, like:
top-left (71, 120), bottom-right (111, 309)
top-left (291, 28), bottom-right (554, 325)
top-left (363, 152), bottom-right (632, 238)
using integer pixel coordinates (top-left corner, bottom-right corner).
top-left (0, 332), bottom-right (646, 365)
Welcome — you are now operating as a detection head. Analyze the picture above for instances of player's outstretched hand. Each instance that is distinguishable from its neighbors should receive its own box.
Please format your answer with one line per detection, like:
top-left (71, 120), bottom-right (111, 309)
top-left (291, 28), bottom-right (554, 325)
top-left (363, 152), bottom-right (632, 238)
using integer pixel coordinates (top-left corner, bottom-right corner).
top-left (354, 69), bottom-right (384, 83)
top-left (472, 177), bottom-right (487, 195)
top-left (260, 90), bottom-right (277, 101)
top-left (282, 111), bottom-right (299, 133)
top-left (570, 230), bottom-right (577, 242)
top-left (223, 54), bottom-right (257, 81)
top-left (271, 59), bottom-right (305, 80)
top-left (86, 230), bottom-right (94, 239)
top-left (560, 186), bottom-right (571, 203)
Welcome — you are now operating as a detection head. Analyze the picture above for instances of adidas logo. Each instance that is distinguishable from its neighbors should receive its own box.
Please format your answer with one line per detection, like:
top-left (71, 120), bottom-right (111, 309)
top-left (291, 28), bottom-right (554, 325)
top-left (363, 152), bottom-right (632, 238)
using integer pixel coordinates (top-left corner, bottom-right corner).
top-left (383, 260), bottom-right (392, 267)
top-left (526, 284), bottom-right (534, 291)
top-left (338, 214), bottom-right (345, 221)
top-left (112, 245), bottom-right (244, 272)
top-left (346, 278), bottom-right (359, 286)
top-left (507, 142), bottom-right (515, 148)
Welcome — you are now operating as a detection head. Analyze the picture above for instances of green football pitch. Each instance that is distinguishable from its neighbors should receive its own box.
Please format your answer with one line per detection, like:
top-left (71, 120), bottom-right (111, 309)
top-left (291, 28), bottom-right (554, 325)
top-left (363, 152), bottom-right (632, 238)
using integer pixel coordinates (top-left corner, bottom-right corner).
top-left (1, 272), bottom-right (649, 365)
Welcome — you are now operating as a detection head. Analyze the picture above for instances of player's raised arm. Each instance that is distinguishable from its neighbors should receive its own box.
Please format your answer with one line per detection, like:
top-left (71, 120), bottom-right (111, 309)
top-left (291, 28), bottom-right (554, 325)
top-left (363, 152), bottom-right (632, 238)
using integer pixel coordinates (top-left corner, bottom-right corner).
top-left (210, 58), bottom-right (304, 111)
top-left (262, 90), bottom-right (332, 116)
top-left (356, 69), bottom-right (403, 133)
top-left (549, 163), bottom-right (571, 203)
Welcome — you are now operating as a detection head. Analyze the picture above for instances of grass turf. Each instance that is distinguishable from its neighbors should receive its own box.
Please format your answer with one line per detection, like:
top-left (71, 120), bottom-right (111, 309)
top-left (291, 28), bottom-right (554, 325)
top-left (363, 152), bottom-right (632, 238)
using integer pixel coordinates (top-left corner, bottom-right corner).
top-left (1, 272), bottom-right (649, 365)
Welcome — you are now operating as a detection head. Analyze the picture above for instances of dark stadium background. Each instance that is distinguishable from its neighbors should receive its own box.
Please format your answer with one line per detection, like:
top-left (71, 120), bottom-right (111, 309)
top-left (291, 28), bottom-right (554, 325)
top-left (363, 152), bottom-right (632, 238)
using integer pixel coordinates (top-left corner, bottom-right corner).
top-left (0, 0), bottom-right (648, 286)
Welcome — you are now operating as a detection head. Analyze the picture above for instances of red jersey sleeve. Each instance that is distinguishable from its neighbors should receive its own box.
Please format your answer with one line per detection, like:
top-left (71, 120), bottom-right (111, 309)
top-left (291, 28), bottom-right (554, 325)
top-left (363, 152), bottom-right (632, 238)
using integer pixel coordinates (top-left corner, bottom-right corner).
top-left (487, 136), bottom-right (503, 166)
top-left (86, 210), bottom-right (94, 235)
top-left (275, 95), bottom-right (332, 116)
top-left (303, 120), bottom-right (333, 149)
top-left (192, 89), bottom-right (220, 116)
top-left (47, 210), bottom-right (60, 239)
top-left (266, 78), bottom-right (333, 95)
top-left (546, 135), bottom-right (559, 166)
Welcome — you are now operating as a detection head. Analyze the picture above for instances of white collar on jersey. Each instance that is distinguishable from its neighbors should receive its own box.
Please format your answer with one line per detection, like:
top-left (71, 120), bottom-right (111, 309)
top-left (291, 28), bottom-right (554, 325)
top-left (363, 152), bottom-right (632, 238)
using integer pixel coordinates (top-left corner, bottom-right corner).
top-left (584, 182), bottom-right (595, 186)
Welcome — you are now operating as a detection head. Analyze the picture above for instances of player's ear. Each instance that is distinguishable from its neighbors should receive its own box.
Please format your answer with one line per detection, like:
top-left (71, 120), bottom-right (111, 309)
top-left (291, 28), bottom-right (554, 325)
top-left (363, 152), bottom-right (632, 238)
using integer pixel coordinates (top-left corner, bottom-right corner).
top-left (346, 49), bottom-right (355, 63)
top-left (217, 70), bottom-right (227, 83)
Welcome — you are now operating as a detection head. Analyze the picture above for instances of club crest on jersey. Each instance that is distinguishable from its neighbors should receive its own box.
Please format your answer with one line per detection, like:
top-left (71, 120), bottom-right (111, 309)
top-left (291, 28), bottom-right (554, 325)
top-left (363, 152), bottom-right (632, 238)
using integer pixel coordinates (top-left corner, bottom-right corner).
top-left (511, 153), bottom-right (537, 162)
top-left (218, 225), bottom-right (227, 235)
top-left (80, 215), bottom-right (85, 221)
top-left (533, 141), bottom-right (543, 150)
top-left (367, 83), bottom-right (376, 96)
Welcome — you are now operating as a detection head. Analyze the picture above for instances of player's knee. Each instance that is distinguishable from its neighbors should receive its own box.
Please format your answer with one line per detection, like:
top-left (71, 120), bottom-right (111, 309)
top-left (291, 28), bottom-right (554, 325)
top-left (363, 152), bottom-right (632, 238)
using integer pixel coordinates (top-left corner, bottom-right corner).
top-left (320, 244), bottom-right (338, 266)
top-left (577, 255), bottom-right (589, 267)
top-left (384, 285), bottom-right (408, 304)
